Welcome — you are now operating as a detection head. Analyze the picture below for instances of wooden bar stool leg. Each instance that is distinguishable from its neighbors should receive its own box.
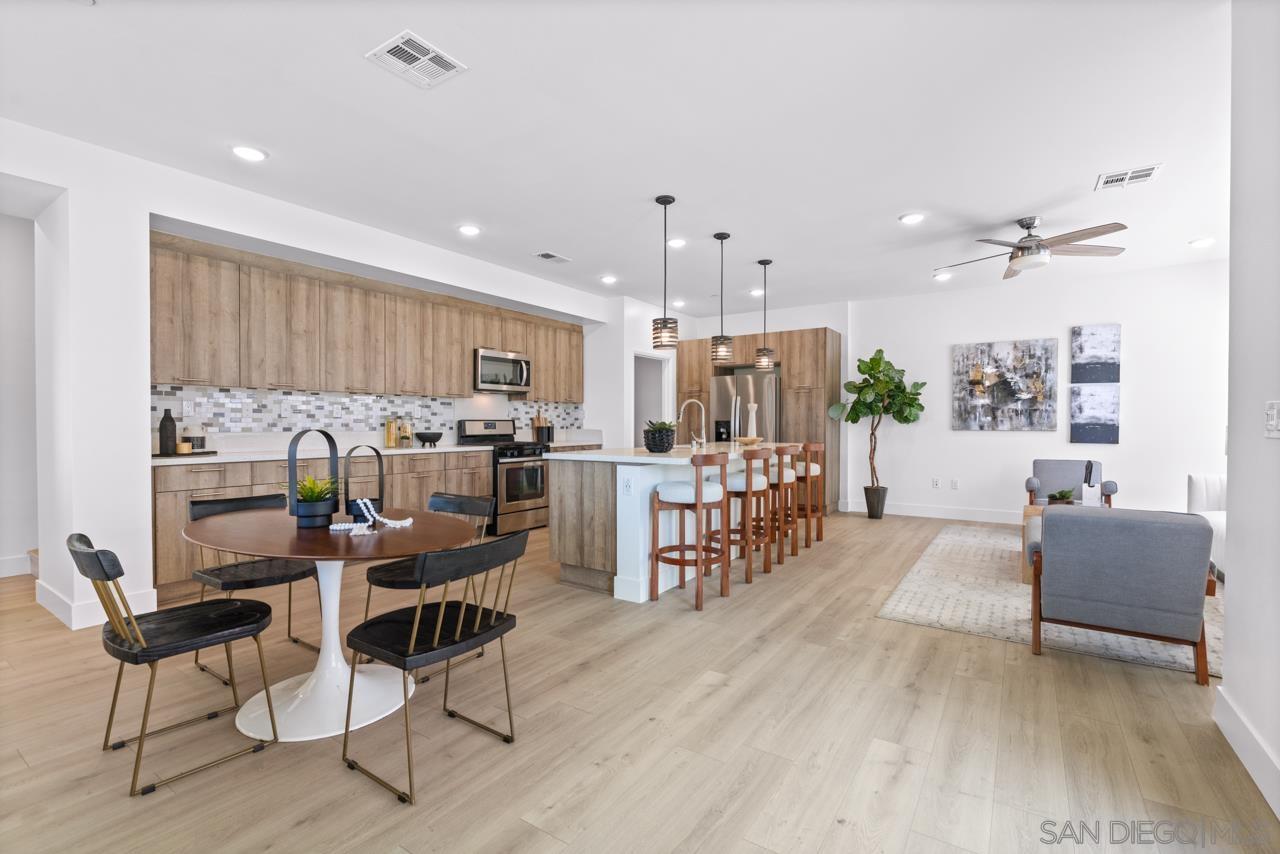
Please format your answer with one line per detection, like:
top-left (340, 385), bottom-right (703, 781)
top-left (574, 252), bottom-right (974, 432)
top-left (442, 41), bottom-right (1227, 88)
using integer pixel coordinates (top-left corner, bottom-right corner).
top-left (694, 501), bottom-right (705, 611)
top-left (790, 481), bottom-right (799, 557)
top-left (719, 495), bottom-right (730, 598)
top-left (816, 471), bottom-right (825, 542)
top-left (775, 485), bottom-right (785, 567)
top-left (763, 488), bottom-right (772, 574)
top-left (804, 474), bottom-right (813, 549)
top-left (743, 492), bottom-right (753, 584)
top-left (678, 508), bottom-right (687, 589)
top-left (649, 491), bottom-right (660, 601)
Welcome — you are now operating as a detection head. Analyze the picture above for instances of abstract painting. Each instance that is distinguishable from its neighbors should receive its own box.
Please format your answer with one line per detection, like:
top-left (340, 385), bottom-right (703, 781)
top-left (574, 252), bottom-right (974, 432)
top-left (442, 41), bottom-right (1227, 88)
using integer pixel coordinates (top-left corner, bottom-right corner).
top-left (1070, 323), bottom-right (1121, 443)
top-left (1071, 323), bottom-right (1121, 382)
top-left (1070, 383), bottom-right (1120, 444)
top-left (951, 338), bottom-right (1057, 431)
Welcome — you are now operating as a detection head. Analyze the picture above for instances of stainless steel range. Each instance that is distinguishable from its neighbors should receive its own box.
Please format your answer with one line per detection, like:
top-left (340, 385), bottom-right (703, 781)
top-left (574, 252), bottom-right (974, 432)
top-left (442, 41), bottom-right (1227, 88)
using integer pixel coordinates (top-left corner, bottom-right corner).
top-left (456, 418), bottom-right (549, 535)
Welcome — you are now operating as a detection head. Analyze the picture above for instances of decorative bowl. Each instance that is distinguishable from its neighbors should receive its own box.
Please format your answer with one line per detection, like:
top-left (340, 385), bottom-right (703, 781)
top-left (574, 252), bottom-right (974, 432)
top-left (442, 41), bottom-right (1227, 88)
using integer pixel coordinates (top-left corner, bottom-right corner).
top-left (737, 436), bottom-right (763, 446)
top-left (415, 431), bottom-right (442, 448)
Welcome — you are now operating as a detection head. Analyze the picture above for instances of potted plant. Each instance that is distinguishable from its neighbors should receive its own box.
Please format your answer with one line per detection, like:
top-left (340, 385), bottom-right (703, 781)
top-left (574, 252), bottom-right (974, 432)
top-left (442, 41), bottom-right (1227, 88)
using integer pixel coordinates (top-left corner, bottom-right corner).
top-left (294, 474), bottom-right (339, 528)
top-left (1047, 488), bottom-right (1075, 505)
top-left (828, 348), bottom-right (925, 519)
top-left (643, 420), bottom-right (676, 453)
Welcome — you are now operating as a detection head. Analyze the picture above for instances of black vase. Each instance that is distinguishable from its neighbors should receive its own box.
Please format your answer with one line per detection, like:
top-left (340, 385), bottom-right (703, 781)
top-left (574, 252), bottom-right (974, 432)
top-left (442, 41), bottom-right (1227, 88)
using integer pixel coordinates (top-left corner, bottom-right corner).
top-left (295, 499), bottom-right (339, 529)
top-left (158, 409), bottom-right (177, 456)
top-left (643, 428), bottom-right (675, 453)
top-left (864, 486), bottom-right (888, 519)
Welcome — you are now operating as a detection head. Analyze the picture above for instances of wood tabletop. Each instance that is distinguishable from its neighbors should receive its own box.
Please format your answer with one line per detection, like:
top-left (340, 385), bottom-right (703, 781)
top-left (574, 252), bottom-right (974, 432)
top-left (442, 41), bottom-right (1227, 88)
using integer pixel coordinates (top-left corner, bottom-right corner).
top-left (183, 507), bottom-right (476, 561)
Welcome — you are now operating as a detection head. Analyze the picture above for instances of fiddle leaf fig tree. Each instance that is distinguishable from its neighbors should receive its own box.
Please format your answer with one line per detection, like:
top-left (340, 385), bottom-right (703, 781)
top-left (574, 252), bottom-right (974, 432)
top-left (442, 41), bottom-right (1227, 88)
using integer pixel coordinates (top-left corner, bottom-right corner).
top-left (827, 349), bottom-right (925, 488)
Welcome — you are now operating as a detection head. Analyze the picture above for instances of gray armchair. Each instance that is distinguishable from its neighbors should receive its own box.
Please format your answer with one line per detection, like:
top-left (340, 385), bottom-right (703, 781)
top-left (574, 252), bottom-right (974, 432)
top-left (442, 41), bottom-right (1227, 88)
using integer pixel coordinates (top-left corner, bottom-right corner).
top-left (1025, 458), bottom-right (1118, 506)
top-left (1026, 506), bottom-right (1215, 684)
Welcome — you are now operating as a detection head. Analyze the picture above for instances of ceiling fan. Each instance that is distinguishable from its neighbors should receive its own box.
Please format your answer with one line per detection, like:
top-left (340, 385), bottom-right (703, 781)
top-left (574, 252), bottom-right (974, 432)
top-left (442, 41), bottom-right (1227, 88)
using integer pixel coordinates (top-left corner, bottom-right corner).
top-left (936, 216), bottom-right (1127, 280)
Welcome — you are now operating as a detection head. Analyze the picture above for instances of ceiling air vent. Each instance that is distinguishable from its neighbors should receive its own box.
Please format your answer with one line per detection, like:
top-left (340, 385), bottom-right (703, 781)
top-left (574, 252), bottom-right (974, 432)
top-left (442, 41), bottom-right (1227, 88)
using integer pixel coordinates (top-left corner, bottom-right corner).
top-left (1094, 163), bottom-right (1163, 190)
top-left (532, 251), bottom-right (572, 264)
top-left (366, 30), bottom-right (467, 89)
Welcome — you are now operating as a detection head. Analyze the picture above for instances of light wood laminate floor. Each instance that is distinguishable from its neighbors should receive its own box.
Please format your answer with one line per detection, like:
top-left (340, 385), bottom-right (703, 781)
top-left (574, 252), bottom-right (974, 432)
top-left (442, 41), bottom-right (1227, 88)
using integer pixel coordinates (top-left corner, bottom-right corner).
top-left (1, 515), bottom-right (1276, 852)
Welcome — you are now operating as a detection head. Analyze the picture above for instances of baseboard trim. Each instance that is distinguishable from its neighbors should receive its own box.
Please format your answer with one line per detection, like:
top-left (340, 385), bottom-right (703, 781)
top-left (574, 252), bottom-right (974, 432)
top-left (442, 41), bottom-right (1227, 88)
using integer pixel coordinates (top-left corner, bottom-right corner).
top-left (0, 553), bottom-right (31, 578)
top-left (844, 500), bottom-right (1023, 525)
top-left (1214, 686), bottom-right (1280, 819)
top-left (36, 578), bottom-right (158, 631)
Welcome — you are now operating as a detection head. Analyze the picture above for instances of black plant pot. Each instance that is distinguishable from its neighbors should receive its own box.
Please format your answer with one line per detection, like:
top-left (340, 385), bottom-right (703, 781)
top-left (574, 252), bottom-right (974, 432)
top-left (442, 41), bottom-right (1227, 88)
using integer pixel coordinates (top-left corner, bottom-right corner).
top-left (296, 498), bottom-right (338, 529)
top-left (643, 428), bottom-right (675, 453)
top-left (346, 497), bottom-right (382, 524)
top-left (864, 486), bottom-right (888, 520)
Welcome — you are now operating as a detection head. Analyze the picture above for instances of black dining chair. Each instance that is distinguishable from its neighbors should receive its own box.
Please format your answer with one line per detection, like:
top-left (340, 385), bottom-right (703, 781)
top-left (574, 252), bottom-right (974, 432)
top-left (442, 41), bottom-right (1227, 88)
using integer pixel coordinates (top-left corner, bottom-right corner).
top-left (67, 533), bottom-right (278, 797)
top-left (361, 493), bottom-right (494, 682)
top-left (341, 530), bottom-right (528, 805)
top-left (189, 493), bottom-right (319, 685)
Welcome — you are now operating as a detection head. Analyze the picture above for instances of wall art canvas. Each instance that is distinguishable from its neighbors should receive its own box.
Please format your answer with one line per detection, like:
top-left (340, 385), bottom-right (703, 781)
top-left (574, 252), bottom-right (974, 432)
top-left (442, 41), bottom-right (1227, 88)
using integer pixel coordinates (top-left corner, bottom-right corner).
top-left (1070, 323), bottom-right (1121, 383)
top-left (951, 338), bottom-right (1057, 431)
top-left (1070, 383), bottom-right (1120, 444)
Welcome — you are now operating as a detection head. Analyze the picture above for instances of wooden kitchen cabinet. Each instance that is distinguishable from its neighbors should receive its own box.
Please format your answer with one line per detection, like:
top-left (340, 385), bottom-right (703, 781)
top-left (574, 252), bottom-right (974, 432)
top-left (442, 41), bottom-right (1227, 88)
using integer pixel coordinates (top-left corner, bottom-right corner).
top-left (676, 338), bottom-right (712, 395)
top-left (554, 326), bottom-right (584, 404)
top-left (431, 302), bottom-right (473, 397)
top-left (731, 331), bottom-right (782, 367)
top-left (471, 310), bottom-right (504, 351)
top-left (531, 321), bottom-right (559, 401)
top-left (239, 266), bottom-right (321, 391)
top-left (445, 465), bottom-right (493, 497)
top-left (781, 329), bottom-right (825, 389)
top-left (320, 283), bottom-right (386, 394)
top-left (501, 315), bottom-right (530, 355)
top-left (151, 247), bottom-right (241, 387)
top-left (153, 484), bottom-right (252, 589)
top-left (386, 294), bottom-right (434, 396)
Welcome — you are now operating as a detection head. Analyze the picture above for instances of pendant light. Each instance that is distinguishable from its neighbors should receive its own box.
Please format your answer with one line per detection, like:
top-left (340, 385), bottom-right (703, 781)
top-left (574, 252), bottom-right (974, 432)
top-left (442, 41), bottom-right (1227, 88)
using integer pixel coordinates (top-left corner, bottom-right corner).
top-left (710, 232), bottom-right (733, 364)
top-left (651, 195), bottom-right (679, 349)
top-left (755, 259), bottom-right (774, 368)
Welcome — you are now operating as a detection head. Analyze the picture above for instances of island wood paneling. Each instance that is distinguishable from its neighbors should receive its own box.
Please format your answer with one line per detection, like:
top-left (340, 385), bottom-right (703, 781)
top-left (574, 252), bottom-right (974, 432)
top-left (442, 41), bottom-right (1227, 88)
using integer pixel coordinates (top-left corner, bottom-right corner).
top-left (548, 459), bottom-right (617, 592)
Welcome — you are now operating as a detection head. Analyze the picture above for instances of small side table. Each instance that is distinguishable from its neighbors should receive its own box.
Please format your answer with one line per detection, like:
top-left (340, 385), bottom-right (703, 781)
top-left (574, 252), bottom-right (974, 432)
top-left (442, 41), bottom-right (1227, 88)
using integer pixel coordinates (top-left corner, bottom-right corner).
top-left (1021, 504), bottom-right (1044, 584)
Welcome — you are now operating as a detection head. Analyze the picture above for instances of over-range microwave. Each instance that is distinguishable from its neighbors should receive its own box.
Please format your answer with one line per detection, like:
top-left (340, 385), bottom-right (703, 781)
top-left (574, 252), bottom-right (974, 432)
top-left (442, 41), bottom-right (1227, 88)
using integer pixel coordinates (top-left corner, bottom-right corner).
top-left (474, 348), bottom-right (533, 393)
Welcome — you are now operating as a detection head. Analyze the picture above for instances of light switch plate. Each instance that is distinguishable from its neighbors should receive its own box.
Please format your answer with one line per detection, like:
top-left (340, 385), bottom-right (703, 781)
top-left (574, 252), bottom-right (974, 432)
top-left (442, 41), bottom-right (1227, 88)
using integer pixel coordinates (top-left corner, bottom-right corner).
top-left (1266, 401), bottom-right (1280, 439)
top-left (182, 400), bottom-right (195, 417)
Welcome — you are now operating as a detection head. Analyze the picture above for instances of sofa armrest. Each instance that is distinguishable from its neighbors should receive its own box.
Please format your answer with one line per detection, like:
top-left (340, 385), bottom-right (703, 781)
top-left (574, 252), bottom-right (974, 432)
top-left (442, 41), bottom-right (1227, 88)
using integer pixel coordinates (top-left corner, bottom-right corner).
top-left (1102, 480), bottom-right (1119, 496)
top-left (1026, 538), bottom-right (1042, 567)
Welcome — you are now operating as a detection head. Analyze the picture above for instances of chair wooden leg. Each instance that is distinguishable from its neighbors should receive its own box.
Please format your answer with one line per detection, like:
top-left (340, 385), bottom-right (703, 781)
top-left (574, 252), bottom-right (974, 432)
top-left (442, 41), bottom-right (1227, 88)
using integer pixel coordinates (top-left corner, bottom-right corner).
top-left (1031, 554), bottom-right (1043, 655)
top-left (743, 493), bottom-right (754, 584)
top-left (694, 503), bottom-right (704, 610)
top-left (790, 484), bottom-right (799, 557)
top-left (649, 493), bottom-right (661, 601)
top-left (774, 487), bottom-right (785, 567)
top-left (1194, 624), bottom-right (1209, 685)
top-left (803, 477), bottom-right (813, 549)
top-left (678, 508), bottom-right (687, 589)
top-left (719, 497), bottom-right (730, 598)
top-left (762, 489), bottom-right (772, 574)
top-left (816, 472), bottom-right (825, 542)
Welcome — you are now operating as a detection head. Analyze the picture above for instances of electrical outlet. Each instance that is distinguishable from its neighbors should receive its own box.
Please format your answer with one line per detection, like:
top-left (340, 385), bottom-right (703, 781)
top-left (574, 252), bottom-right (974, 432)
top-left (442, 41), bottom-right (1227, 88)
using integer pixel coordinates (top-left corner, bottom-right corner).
top-left (1266, 401), bottom-right (1280, 439)
top-left (950, 478), bottom-right (960, 490)
top-left (931, 477), bottom-right (940, 489)
top-left (182, 400), bottom-right (195, 417)
top-left (622, 476), bottom-right (633, 496)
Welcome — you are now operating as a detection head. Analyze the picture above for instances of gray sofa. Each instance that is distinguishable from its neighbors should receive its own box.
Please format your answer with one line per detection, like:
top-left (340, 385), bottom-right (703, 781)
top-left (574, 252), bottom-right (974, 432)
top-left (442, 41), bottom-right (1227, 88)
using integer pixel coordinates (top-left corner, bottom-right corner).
top-left (1026, 505), bottom-right (1215, 684)
top-left (1025, 458), bottom-right (1118, 506)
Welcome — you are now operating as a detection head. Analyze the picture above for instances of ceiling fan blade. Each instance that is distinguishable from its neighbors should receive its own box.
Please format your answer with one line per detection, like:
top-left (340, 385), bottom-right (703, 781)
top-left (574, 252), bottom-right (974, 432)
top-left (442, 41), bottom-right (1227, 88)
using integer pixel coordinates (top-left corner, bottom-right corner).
top-left (1041, 222), bottom-right (1127, 247)
top-left (934, 252), bottom-right (1009, 271)
top-left (1003, 265), bottom-right (1020, 280)
top-left (1051, 244), bottom-right (1126, 257)
top-left (977, 238), bottom-right (1020, 248)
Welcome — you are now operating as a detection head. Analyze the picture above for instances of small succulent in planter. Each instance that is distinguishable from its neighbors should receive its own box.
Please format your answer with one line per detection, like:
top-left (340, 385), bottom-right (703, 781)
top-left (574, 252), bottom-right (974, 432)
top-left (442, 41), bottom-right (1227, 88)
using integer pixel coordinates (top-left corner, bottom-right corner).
top-left (1048, 488), bottom-right (1076, 505)
top-left (643, 420), bottom-right (676, 453)
top-left (294, 475), bottom-right (340, 528)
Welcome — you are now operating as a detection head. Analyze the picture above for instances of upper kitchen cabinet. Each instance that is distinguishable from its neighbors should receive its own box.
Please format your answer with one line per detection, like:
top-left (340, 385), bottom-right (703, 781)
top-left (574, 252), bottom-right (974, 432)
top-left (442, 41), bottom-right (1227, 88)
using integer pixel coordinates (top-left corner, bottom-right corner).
top-left (780, 328), bottom-right (825, 389)
top-left (239, 266), bottom-right (321, 391)
top-left (731, 331), bottom-right (782, 368)
top-left (431, 302), bottom-right (473, 397)
top-left (150, 247), bottom-right (241, 387)
top-left (471, 309), bottom-right (504, 352)
top-left (676, 337), bottom-right (711, 395)
top-left (555, 326), bottom-right (584, 403)
top-left (319, 283), bottom-right (386, 394)
top-left (501, 315), bottom-right (530, 355)
top-left (386, 294), bottom-right (434, 396)
top-left (530, 321), bottom-right (558, 401)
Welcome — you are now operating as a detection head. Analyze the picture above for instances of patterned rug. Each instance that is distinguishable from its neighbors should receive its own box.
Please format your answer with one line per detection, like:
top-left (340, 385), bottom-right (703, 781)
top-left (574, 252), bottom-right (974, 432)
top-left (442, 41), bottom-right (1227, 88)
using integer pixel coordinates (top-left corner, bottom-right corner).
top-left (878, 524), bottom-right (1224, 677)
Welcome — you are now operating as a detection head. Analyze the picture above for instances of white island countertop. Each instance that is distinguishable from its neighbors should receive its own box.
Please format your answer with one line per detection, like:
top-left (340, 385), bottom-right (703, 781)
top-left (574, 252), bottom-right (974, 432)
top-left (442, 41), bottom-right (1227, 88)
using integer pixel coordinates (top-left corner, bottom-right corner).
top-left (543, 442), bottom-right (783, 465)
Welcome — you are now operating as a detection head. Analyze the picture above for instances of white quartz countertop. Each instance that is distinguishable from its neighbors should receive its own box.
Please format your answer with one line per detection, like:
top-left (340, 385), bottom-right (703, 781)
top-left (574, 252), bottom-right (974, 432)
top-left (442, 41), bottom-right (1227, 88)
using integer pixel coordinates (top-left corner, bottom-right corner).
top-left (543, 442), bottom-right (784, 465)
top-left (152, 439), bottom-right (600, 467)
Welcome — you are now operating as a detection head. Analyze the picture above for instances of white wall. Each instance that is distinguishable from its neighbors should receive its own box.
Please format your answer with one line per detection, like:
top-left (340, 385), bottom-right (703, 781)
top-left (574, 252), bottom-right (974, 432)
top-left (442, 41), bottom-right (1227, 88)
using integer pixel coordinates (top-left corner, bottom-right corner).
top-left (0, 117), bottom-right (667, 628)
top-left (1216, 0), bottom-right (1280, 818)
top-left (633, 355), bottom-right (664, 445)
top-left (843, 261), bottom-right (1228, 523)
top-left (0, 214), bottom-right (37, 577)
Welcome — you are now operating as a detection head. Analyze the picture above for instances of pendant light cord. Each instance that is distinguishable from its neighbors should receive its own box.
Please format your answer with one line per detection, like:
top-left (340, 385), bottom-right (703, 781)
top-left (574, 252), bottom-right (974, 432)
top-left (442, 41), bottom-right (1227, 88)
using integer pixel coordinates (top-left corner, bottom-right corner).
top-left (662, 203), bottom-right (668, 317)
top-left (719, 239), bottom-right (725, 336)
top-left (762, 264), bottom-right (767, 336)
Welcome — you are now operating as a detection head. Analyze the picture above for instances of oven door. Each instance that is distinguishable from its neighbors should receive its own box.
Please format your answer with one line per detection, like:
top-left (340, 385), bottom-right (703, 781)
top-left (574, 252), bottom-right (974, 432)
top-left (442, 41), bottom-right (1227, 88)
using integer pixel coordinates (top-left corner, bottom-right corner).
top-left (497, 458), bottom-right (548, 513)
top-left (475, 348), bottom-right (532, 393)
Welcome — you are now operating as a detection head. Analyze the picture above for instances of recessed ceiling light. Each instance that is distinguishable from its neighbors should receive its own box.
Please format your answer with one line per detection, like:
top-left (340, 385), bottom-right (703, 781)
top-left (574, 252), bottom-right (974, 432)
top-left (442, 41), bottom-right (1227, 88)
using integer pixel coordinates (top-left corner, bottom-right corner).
top-left (932, 270), bottom-right (953, 282)
top-left (667, 238), bottom-right (687, 249)
top-left (458, 224), bottom-right (481, 237)
top-left (231, 145), bottom-right (268, 162)
top-left (672, 299), bottom-right (686, 308)
top-left (898, 212), bottom-right (925, 226)
top-left (749, 288), bottom-right (764, 297)
top-left (1188, 236), bottom-right (1215, 249)
top-left (600, 275), bottom-right (617, 285)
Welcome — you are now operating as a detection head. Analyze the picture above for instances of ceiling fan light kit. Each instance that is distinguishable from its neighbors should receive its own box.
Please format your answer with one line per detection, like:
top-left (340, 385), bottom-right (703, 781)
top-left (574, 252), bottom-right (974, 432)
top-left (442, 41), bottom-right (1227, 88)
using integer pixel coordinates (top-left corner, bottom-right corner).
top-left (939, 215), bottom-right (1128, 281)
top-left (651, 195), bottom-right (679, 350)
top-left (710, 232), bottom-right (734, 364)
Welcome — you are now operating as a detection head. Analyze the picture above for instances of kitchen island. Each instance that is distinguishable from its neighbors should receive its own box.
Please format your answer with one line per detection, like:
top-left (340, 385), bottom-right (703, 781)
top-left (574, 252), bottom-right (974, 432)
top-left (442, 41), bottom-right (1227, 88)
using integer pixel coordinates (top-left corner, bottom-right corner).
top-left (543, 443), bottom-right (783, 601)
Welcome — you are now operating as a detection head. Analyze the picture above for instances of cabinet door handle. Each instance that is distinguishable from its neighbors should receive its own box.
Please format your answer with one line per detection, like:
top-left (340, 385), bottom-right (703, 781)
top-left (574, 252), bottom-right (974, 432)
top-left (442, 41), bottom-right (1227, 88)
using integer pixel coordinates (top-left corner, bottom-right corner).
top-left (268, 382), bottom-right (296, 389)
top-left (176, 376), bottom-right (211, 384)
top-left (191, 491), bottom-right (225, 499)
top-left (191, 466), bottom-right (225, 472)
top-left (347, 385), bottom-right (372, 393)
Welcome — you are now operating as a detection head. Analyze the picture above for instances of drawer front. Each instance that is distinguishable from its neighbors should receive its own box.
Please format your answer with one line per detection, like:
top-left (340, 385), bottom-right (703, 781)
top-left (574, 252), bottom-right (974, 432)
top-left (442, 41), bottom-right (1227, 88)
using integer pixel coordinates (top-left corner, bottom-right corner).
top-left (446, 451), bottom-right (492, 470)
top-left (344, 456), bottom-right (382, 478)
top-left (154, 462), bottom-right (252, 493)
top-left (391, 453), bottom-right (447, 475)
top-left (250, 458), bottom-right (324, 485)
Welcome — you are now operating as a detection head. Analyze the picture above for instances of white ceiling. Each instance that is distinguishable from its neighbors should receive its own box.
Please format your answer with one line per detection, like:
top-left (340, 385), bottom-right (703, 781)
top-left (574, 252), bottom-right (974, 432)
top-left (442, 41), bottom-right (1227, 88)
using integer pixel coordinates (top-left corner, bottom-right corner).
top-left (0, 0), bottom-right (1230, 315)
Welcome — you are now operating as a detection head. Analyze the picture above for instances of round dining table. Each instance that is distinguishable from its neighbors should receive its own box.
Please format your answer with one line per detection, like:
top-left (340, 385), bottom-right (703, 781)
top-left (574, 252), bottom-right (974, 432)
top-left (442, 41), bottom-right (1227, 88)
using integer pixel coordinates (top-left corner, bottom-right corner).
top-left (184, 507), bottom-right (475, 742)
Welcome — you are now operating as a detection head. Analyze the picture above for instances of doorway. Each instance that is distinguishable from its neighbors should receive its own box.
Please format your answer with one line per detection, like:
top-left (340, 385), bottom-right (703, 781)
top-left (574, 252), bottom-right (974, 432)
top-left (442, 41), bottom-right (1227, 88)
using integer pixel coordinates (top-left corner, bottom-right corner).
top-left (633, 353), bottom-right (666, 446)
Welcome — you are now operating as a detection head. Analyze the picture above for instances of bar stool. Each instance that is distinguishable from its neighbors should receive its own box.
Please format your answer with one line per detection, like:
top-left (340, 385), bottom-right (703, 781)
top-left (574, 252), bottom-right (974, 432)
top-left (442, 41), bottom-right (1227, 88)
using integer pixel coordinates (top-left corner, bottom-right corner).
top-left (795, 442), bottom-right (826, 548)
top-left (768, 445), bottom-right (802, 564)
top-left (649, 452), bottom-right (730, 610)
top-left (706, 447), bottom-right (773, 583)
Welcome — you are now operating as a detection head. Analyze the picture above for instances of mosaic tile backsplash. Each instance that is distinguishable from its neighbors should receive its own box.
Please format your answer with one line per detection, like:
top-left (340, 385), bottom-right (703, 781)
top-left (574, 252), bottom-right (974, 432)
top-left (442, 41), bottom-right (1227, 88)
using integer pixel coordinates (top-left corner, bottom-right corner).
top-left (151, 385), bottom-right (584, 443)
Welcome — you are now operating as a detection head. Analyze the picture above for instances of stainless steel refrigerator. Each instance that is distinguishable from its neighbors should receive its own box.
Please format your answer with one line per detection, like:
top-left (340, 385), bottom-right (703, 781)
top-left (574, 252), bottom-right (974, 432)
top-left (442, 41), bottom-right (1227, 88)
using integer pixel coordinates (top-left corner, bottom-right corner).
top-left (711, 366), bottom-right (781, 442)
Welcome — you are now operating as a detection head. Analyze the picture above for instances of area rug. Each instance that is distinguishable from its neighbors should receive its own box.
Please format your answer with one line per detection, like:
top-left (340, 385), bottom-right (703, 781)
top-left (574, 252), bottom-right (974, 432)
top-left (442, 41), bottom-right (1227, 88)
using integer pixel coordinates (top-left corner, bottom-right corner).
top-left (878, 524), bottom-right (1224, 677)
